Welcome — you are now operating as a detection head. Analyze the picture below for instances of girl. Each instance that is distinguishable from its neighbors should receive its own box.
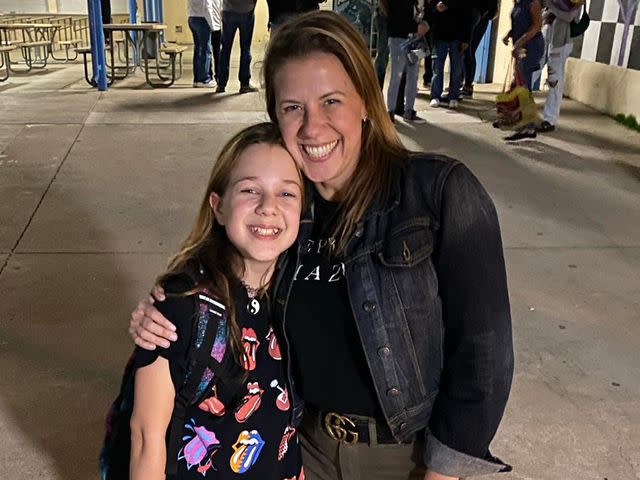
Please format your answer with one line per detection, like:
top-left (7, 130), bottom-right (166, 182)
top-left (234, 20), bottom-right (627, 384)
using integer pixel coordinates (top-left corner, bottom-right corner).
top-left (129, 122), bottom-right (305, 479)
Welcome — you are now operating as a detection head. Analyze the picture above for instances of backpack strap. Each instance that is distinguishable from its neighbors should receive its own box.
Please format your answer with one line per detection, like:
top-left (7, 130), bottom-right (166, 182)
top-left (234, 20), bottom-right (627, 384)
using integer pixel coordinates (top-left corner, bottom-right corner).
top-left (165, 290), bottom-right (228, 476)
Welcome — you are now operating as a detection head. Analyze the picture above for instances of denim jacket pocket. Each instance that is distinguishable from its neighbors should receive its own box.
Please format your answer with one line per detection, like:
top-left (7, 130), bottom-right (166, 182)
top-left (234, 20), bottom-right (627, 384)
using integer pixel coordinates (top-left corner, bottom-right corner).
top-left (378, 217), bottom-right (434, 268)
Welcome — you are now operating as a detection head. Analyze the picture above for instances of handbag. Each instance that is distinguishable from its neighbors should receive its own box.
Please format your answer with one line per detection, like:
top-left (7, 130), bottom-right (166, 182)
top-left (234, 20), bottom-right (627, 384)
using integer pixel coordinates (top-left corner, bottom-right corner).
top-left (495, 60), bottom-right (540, 130)
top-left (570, 2), bottom-right (590, 38)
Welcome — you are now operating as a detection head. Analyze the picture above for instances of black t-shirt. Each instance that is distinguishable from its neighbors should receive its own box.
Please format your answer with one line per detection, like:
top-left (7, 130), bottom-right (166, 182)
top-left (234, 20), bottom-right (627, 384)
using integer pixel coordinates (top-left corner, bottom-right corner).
top-left (284, 192), bottom-right (382, 417)
top-left (387, 0), bottom-right (419, 38)
top-left (133, 277), bottom-right (303, 480)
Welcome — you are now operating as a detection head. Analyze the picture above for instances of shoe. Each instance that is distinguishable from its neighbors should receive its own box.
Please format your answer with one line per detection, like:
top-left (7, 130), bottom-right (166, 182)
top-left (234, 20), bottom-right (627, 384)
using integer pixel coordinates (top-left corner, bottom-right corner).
top-left (403, 110), bottom-right (427, 124)
top-left (461, 85), bottom-right (473, 98)
top-left (449, 99), bottom-right (459, 109)
top-left (504, 130), bottom-right (537, 141)
top-left (422, 81), bottom-right (431, 89)
top-left (239, 83), bottom-right (258, 94)
top-left (536, 121), bottom-right (556, 132)
top-left (215, 85), bottom-right (226, 93)
top-left (430, 98), bottom-right (441, 108)
top-left (193, 80), bottom-right (215, 88)
top-left (394, 107), bottom-right (405, 116)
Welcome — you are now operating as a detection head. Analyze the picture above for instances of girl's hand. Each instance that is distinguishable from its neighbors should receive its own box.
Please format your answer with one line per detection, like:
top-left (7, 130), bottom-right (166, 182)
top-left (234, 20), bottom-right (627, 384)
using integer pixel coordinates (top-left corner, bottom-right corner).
top-left (424, 470), bottom-right (459, 480)
top-left (129, 288), bottom-right (178, 350)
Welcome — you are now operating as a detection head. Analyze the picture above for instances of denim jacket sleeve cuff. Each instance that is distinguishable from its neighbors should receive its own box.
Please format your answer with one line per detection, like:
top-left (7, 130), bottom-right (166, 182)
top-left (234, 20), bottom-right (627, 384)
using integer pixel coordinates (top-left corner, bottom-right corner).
top-left (424, 431), bottom-right (512, 477)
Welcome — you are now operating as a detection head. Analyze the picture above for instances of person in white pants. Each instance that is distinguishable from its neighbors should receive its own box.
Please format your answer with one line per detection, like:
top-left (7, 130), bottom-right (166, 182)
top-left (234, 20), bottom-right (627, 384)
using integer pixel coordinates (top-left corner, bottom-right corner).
top-left (534, 0), bottom-right (582, 132)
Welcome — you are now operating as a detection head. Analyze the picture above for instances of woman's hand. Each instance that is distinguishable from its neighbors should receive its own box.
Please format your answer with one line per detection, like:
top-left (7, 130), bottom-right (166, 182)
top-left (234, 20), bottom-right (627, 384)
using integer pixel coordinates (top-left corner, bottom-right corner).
top-left (129, 286), bottom-right (178, 350)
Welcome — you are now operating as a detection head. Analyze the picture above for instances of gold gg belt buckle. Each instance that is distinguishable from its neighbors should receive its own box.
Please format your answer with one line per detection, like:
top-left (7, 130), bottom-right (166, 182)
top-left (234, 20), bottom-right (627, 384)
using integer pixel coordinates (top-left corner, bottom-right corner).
top-left (324, 412), bottom-right (359, 444)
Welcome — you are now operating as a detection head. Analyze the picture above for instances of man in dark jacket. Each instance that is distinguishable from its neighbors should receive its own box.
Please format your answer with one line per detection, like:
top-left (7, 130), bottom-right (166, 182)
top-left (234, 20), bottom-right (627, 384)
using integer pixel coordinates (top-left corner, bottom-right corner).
top-left (427, 0), bottom-right (472, 109)
top-left (462, 0), bottom-right (498, 97)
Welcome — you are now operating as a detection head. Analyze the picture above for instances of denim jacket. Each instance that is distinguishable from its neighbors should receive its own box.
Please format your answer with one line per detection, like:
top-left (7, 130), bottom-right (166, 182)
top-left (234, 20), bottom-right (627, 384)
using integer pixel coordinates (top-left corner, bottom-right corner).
top-left (273, 153), bottom-right (514, 477)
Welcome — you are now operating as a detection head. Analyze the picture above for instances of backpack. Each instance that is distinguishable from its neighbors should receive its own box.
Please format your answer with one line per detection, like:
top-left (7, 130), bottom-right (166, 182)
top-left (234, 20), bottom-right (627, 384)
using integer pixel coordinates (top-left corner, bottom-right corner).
top-left (99, 288), bottom-right (243, 479)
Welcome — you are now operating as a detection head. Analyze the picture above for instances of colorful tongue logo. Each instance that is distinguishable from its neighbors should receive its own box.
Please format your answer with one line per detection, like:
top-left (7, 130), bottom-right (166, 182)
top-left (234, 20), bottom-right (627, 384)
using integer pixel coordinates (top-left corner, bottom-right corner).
top-left (235, 382), bottom-right (264, 423)
top-left (270, 379), bottom-right (290, 411)
top-left (178, 419), bottom-right (220, 474)
top-left (266, 327), bottom-right (281, 360)
top-left (242, 327), bottom-right (259, 371)
top-left (230, 430), bottom-right (265, 474)
top-left (198, 384), bottom-right (226, 416)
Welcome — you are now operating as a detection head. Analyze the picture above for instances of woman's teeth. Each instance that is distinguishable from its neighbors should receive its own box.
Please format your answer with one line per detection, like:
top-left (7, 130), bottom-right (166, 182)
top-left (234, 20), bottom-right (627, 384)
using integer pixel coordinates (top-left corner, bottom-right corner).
top-left (303, 140), bottom-right (338, 158)
top-left (250, 226), bottom-right (281, 236)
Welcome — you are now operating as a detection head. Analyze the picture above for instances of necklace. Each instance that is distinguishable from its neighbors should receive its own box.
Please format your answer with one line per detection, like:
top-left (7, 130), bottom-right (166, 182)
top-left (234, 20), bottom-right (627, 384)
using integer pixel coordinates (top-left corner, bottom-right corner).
top-left (241, 281), bottom-right (261, 315)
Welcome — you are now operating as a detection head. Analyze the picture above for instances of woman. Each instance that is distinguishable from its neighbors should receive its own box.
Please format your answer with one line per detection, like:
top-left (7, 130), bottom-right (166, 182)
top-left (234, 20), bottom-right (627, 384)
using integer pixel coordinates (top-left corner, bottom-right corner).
top-left (130, 11), bottom-right (513, 480)
top-left (534, 0), bottom-right (582, 133)
top-left (501, 0), bottom-right (544, 140)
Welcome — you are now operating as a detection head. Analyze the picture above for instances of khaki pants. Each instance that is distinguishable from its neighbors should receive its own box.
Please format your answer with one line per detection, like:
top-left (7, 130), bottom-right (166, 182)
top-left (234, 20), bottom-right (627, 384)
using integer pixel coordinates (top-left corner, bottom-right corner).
top-left (299, 410), bottom-right (427, 480)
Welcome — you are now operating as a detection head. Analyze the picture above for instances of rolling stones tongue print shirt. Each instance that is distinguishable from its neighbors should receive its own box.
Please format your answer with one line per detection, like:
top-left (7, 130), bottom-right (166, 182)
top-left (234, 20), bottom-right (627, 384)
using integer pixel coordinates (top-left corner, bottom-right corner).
top-left (133, 282), bottom-right (303, 480)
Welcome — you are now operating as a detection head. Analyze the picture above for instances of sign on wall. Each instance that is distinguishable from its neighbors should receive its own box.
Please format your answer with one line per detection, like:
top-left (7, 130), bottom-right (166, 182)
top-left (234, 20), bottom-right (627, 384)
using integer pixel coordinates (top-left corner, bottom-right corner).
top-left (334, 0), bottom-right (375, 48)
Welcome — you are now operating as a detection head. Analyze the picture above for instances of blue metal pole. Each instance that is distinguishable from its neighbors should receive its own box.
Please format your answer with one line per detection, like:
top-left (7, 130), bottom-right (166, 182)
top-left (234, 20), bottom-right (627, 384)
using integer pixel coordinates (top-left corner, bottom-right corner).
top-left (87, 0), bottom-right (108, 90)
top-left (129, 0), bottom-right (137, 23)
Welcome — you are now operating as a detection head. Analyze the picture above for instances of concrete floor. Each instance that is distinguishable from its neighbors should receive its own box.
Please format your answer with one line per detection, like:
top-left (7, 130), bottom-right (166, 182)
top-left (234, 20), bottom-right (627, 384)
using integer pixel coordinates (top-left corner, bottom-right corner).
top-left (0, 52), bottom-right (639, 480)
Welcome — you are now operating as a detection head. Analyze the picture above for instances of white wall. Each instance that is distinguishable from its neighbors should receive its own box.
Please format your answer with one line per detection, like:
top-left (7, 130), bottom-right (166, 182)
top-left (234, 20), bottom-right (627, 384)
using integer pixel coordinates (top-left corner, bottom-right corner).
top-left (0, 0), bottom-right (129, 14)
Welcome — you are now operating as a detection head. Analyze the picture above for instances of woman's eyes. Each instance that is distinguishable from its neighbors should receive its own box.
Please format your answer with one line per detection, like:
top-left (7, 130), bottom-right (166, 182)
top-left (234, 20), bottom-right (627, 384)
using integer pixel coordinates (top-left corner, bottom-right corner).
top-left (280, 191), bottom-right (298, 198)
top-left (325, 98), bottom-right (340, 106)
top-left (282, 104), bottom-right (301, 113)
top-left (240, 188), bottom-right (259, 194)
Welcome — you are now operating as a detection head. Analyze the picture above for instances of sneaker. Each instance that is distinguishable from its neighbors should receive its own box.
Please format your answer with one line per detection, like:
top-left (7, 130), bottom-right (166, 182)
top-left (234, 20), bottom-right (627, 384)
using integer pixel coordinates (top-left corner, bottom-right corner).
top-left (429, 98), bottom-right (441, 108)
top-left (422, 81), bottom-right (431, 89)
top-left (239, 83), bottom-right (258, 94)
top-left (193, 80), bottom-right (215, 88)
top-left (536, 120), bottom-right (556, 133)
top-left (403, 109), bottom-right (427, 124)
top-left (504, 130), bottom-right (537, 141)
top-left (215, 85), bottom-right (226, 93)
top-left (461, 85), bottom-right (474, 98)
top-left (449, 99), bottom-right (459, 109)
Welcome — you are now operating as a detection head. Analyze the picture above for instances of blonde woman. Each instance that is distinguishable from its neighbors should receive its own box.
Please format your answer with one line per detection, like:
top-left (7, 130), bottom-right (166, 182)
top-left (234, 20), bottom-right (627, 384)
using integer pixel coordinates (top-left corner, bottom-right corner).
top-left (130, 11), bottom-right (513, 480)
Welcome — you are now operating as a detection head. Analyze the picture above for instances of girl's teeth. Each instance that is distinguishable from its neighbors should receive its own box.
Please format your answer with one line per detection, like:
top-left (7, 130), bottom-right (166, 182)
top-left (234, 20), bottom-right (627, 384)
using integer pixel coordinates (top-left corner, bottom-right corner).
top-left (304, 140), bottom-right (338, 158)
top-left (251, 227), bottom-right (280, 236)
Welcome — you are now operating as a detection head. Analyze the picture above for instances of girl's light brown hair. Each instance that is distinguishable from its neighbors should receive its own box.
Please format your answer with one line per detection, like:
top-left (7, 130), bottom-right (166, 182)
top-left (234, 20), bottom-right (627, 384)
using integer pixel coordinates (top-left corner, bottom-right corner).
top-left (263, 10), bottom-right (408, 252)
top-left (159, 122), bottom-right (300, 366)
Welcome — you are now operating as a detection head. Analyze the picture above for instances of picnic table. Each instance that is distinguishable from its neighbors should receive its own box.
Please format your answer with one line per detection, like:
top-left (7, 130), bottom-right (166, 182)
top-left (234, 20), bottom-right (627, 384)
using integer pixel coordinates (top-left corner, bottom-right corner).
top-left (94, 23), bottom-right (186, 88)
top-left (0, 23), bottom-right (59, 71)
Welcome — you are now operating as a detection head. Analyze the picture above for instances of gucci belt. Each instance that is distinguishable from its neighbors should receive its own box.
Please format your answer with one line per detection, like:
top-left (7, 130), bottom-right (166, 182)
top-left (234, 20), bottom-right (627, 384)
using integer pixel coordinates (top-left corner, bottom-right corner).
top-left (323, 412), bottom-right (359, 444)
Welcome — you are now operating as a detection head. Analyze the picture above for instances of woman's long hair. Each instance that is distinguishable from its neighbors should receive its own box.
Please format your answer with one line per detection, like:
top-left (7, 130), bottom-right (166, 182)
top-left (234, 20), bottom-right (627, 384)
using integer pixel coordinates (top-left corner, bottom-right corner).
top-left (263, 10), bottom-right (409, 253)
top-left (158, 122), bottom-right (295, 367)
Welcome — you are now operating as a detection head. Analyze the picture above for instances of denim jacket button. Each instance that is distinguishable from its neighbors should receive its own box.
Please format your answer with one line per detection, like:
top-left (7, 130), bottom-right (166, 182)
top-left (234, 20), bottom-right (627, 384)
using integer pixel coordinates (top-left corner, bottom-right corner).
top-left (363, 300), bottom-right (376, 312)
top-left (399, 422), bottom-right (408, 431)
top-left (377, 346), bottom-right (391, 357)
top-left (387, 387), bottom-right (400, 397)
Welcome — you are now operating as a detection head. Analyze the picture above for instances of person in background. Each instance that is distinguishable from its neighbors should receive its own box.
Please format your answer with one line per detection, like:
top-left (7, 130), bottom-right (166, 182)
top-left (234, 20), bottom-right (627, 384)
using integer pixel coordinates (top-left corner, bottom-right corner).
top-left (100, 0), bottom-right (111, 42)
top-left (188, 0), bottom-right (218, 88)
top-left (428, 0), bottom-right (472, 109)
top-left (208, 0), bottom-right (223, 85)
top-left (217, 0), bottom-right (259, 94)
top-left (267, 0), bottom-right (325, 33)
top-left (386, 0), bottom-right (430, 124)
top-left (533, 0), bottom-right (582, 133)
top-left (461, 0), bottom-right (498, 98)
top-left (374, 0), bottom-right (408, 116)
top-left (502, 0), bottom-right (543, 140)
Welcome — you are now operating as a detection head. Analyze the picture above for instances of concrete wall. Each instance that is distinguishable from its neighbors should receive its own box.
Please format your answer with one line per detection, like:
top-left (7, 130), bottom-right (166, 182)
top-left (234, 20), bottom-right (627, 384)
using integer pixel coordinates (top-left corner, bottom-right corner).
top-left (564, 58), bottom-right (640, 118)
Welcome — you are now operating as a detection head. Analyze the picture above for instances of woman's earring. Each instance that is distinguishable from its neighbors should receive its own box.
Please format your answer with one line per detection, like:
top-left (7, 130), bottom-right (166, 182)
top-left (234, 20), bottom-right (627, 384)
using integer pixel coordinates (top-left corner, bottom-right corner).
top-left (362, 114), bottom-right (368, 123)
